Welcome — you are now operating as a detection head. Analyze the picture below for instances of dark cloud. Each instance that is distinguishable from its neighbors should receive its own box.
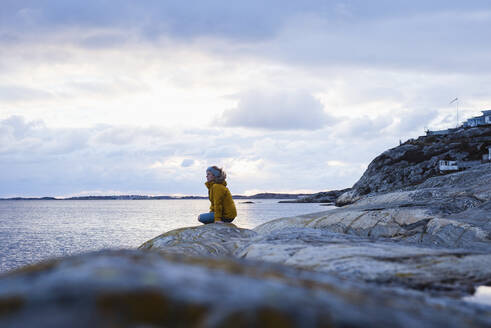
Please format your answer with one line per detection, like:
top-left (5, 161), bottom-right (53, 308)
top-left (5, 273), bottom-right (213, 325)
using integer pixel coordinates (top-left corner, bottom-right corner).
top-left (3, 1), bottom-right (489, 41)
top-left (1, 0), bottom-right (299, 41)
top-left (219, 90), bottom-right (331, 130)
top-left (2, 1), bottom-right (491, 73)
top-left (263, 9), bottom-right (491, 74)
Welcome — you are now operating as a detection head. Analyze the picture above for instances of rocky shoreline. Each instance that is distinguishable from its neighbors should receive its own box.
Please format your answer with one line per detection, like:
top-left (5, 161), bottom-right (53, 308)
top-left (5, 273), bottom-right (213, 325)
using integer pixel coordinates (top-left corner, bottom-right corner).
top-left (0, 128), bottom-right (489, 327)
top-left (337, 125), bottom-right (491, 206)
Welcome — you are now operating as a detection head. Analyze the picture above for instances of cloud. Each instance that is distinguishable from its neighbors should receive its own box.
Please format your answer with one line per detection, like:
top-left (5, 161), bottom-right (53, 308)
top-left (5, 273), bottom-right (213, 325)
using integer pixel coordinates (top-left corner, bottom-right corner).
top-left (0, 115), bottom-right (388, 197)
top-left (0, 85), bottom-right (53, 102)
top-left (263, 8), bottom-right (491, 74)
top-left (1, 110), bottom-right (443, 198)
top-left (1, 1), bottom-right (334, 42)
top-left (333, 115), bottom-right (393, 140)
top-left (218, 89), bottom-right (331, 130)
top-left (0, 116), bottom-right (180, 196)
top-left (329, 106), bottom-right (440, 143)
top-left (181, 159), bottom-right (194, 167)
top-left (0, 115), bottom-right (88, 156)
top-left (92, 126), bottom-right (169, 146)
top-left (1, 1), bottom-right (274, 42)
top-left (3, 2), bottom-right (491, 74)
top-left (79, 31), bottom-right (130, 49)
top-left (0, 115), bottom-right (43, 139)
top-left (390, 108), bottom-right (440, 133)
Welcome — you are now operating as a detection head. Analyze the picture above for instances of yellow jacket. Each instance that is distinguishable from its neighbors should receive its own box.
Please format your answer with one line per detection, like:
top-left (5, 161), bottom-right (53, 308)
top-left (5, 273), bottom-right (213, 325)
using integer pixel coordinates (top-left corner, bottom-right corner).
top-left (205, 181), bottom-right (237, 221)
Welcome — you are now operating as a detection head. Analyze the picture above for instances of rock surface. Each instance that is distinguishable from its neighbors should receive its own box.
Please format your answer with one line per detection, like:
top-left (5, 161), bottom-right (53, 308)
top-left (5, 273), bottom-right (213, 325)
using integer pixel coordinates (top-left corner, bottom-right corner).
top-left (137, 216), bottom-right (491, 297)
top-left (246, 164), bottom-right (491, 294)
top-left (138, 163), bottom-right (491, 298)
top-left (281, 188), bottom-right (351, 203)
top-left (338, 126), bottom-right (491, 205)
top-left (139, 223), bottom-right (257, 256)
top-left (242, 227), bottom-right (491, 295)
top-left (1, 249), bottom-right (490, 328)
top-left (327, 164), bottom-right (491, 246)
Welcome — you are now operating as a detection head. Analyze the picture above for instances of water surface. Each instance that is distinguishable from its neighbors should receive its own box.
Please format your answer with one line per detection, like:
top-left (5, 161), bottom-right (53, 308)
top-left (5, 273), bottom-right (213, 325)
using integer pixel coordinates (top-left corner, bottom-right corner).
top-left (0, 199), bottom-right (331, 272)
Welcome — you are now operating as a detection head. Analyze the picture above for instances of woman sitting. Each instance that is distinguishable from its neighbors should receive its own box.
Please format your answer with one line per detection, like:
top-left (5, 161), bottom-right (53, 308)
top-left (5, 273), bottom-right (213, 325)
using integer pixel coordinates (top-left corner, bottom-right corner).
top-left (198, 166), bottom-right (237, 224)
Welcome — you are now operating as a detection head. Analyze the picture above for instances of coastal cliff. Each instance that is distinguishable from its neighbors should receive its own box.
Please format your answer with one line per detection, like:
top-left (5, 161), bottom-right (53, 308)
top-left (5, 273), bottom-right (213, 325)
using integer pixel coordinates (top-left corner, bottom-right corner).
top-left (0, 130), bottom-right (490, 327)
top-left (337, 125), bottom-right (491, 205)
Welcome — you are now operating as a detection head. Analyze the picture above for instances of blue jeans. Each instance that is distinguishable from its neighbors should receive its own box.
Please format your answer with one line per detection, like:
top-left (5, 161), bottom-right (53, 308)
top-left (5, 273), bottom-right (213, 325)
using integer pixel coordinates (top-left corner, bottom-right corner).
top-left (198, 212), bottom-right (234, 224)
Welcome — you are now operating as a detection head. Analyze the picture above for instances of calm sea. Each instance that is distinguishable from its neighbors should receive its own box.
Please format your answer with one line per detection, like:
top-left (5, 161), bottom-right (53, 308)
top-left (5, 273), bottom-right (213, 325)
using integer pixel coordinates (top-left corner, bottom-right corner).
top-left (0, 199), bottom-right (331, 273)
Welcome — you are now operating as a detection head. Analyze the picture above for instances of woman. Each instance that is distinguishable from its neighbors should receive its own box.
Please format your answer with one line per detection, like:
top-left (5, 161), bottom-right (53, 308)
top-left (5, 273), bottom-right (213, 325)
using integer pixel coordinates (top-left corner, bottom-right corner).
top-left (198, 166), bottom-right (237, 224)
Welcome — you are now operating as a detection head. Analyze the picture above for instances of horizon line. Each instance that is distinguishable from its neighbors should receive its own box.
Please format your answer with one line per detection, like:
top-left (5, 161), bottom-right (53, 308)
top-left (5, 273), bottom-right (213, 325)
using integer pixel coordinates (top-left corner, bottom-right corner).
top-left (0, 191), bottom-right (318, 200)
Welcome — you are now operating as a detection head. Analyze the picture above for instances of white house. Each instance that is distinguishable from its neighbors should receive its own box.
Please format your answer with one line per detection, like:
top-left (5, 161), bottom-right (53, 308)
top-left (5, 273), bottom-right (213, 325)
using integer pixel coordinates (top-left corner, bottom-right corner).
top-left (463, 110), bottom-right (491, 127)
top-left (438, 160), bottom-right (459, 172)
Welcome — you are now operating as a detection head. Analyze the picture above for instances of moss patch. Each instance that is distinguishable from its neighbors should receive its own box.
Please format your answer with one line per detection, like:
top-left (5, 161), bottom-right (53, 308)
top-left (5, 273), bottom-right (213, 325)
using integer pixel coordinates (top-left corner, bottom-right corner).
top-left (218, 307), bottom-right (295, 328)
top-left (0, 296), bottom-right (24, 317)
top-left (97, 290), bottom-right (207, 326)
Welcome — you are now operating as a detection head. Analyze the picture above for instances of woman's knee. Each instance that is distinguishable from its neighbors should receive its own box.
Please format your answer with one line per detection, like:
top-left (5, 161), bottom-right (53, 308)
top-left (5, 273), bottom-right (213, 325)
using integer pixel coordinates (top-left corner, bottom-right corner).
top-left (198, 212), bottom-right (215, 224)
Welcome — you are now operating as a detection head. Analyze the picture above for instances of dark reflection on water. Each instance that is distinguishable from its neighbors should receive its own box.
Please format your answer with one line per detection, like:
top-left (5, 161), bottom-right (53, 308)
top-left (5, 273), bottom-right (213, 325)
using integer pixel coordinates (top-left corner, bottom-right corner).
top-left (0, 199), bottom-right (331, 272)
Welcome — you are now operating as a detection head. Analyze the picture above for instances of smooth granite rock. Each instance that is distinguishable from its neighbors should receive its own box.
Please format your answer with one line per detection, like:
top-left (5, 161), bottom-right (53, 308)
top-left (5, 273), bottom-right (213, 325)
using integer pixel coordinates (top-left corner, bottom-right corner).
top-left (139, 223), bottom-right (257, 256)
top-left (237, 228), bottom-right (491, 296)
top-left (135, 221), bottom-right (491, 296)
top-left (1, 249), bottom-right (490, 328)
top-left (253, 206), bottom-right (490, 250)
top-left (135, 211), bottom-right (491, 296)
top-left (308, 164), bottom-right (491, 248)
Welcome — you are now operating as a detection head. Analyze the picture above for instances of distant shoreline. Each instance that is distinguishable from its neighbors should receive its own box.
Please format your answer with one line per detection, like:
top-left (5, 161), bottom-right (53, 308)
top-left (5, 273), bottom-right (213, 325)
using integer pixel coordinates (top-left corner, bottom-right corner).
top-left (0, 193), bottom-right (312, 201)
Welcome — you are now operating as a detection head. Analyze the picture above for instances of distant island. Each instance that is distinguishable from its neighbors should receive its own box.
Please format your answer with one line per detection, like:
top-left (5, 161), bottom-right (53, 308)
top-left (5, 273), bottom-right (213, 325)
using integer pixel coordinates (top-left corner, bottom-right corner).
top-left (0, 192), bottom-right (312, 201)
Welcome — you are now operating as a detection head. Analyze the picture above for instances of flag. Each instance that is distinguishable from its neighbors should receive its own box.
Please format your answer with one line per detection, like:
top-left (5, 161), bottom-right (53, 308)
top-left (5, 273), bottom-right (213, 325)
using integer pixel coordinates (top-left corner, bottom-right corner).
top-left (449, 98), bottom-right (458, 104)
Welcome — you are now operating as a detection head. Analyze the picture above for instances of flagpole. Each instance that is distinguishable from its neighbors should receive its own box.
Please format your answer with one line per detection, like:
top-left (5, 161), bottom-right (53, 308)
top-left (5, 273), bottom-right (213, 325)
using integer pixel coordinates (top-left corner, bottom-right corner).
top-left (449, 97), bottom-right (459, 128)
top-left (457, 100), bottom-right (459, 127)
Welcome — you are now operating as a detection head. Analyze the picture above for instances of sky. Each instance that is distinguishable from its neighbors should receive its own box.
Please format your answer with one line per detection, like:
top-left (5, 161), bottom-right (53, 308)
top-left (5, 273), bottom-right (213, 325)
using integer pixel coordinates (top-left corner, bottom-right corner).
top-left (1, 1), bottom-right (491, 197)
